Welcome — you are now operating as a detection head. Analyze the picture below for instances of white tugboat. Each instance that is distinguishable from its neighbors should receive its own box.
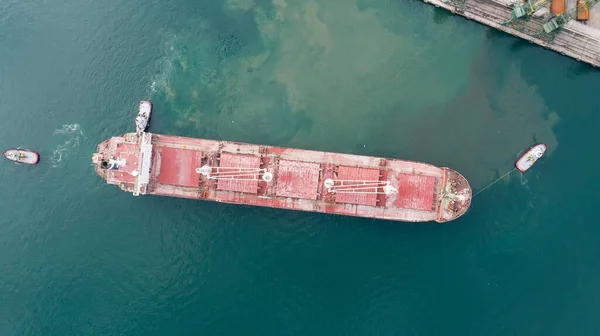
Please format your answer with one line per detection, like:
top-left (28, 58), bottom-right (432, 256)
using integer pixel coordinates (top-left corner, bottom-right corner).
top-left (516, 143), bottom-right (546, 172)
top-left (2, 148), bottom-right (40, 165)
top-left (135, 100), bottom-right (152, 135)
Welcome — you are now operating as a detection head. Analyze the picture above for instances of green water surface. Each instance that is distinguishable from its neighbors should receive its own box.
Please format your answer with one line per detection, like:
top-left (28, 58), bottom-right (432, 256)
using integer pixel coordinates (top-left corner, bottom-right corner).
top-left (1, 0), bottom-right (599, 335)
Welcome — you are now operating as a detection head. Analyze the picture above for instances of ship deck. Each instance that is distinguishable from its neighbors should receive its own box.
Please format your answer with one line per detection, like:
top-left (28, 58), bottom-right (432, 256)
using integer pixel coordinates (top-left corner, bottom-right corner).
top-left (94, 133), bottom-right (472, 223)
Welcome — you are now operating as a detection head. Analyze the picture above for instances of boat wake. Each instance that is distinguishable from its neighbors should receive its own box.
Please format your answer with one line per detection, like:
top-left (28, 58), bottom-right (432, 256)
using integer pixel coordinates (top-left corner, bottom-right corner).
top-left (50, 123), bottom-right (85, 168)
top-left (519, 174), bottom-right (530, 190)
top-left (148, 34), bottom-right (178, 95)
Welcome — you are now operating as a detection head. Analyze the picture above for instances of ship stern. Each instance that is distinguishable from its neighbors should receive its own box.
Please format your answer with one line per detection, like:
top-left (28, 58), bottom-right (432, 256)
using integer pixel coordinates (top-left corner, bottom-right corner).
top-left (436, 168), bottom-right (472, 223)
top-left (91, 133), bottom-right (151, 196)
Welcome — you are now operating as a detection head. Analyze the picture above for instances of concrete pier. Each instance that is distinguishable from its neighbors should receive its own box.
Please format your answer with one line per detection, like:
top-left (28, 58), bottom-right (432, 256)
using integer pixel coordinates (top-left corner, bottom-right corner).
top-left (422, 0), bottom-right (600, 68)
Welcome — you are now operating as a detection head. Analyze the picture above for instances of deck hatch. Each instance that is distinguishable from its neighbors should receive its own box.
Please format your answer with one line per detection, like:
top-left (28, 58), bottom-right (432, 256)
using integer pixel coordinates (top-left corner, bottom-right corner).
top-left (275, 160), bottom-right (320, 200)
top-left (215, 153), bottom-right (261, 194)
top-left (156, 147), bottom-right (202, 188)
top-left (396, 174), bottom-right (436, 211)
top-left (332, 166), bottom-right (381, 206)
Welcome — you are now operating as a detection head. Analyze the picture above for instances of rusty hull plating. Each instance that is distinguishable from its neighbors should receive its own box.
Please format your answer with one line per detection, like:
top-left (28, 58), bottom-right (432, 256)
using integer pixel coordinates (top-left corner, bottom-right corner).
top-left (92, 133), bottom-right (472, 223)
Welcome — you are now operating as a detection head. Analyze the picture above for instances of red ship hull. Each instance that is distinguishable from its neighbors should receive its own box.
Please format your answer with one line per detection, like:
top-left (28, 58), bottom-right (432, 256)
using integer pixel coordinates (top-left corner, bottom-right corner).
top-left (92, 133), bottom-right (472, 223)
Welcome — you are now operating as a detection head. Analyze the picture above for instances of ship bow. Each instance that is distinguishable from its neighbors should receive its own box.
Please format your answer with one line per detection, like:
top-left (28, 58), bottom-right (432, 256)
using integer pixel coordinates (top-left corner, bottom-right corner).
top-left (437, 168), bottom-right (472, 223)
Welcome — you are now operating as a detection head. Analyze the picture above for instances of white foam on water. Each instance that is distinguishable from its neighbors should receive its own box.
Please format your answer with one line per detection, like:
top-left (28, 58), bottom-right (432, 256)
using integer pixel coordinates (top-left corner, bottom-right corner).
top-left (50, 123), bottom-right (85, 168)
top-left (147, 34), bottom-right (180, 95)
top-left (518, 173), bottom-right (532, 194)
top-left (52, 123), bottom-right (81, 135)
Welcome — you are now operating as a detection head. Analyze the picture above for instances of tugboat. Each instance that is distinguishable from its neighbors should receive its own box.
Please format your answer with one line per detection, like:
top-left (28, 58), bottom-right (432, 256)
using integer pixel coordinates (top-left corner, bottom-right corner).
top-left (2, 148), bottom-right (40, 165)
top-left (516, 143), bottom-right (546, 172)
top-left (135, 100), bottom-right (152, 135)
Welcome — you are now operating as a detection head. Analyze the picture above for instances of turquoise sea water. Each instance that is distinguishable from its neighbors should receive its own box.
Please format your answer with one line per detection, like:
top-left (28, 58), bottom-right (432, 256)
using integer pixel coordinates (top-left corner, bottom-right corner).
top-left (1, 0), bottom-right (600, 334)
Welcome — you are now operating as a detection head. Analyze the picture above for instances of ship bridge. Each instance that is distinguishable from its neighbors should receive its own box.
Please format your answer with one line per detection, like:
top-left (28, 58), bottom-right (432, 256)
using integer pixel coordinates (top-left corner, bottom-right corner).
top-left (133, 132), bottom-right (153, 196)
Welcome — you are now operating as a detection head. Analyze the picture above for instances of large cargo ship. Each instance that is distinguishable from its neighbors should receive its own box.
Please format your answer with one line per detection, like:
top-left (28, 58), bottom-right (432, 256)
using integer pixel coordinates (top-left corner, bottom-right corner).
top-left (92, 133), bottom-right (472, 223)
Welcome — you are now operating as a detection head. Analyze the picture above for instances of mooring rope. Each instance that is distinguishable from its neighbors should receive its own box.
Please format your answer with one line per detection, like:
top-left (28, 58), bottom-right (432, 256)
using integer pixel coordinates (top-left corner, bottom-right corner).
top-left (473, 167), bottom-right (517, 198)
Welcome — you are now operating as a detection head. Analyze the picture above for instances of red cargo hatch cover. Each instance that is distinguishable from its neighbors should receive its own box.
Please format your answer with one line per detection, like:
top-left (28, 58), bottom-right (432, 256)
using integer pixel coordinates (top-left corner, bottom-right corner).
top-left (157, 147), bottom-right (202, 187)
top-left (275, 160), bottom-right (320, 200)
top-left (396, 174), bottom-right (436, 211)
top-left (216, 153), bottom-right (261, 194)
top-left (334, 166), bottom-right (380, 206)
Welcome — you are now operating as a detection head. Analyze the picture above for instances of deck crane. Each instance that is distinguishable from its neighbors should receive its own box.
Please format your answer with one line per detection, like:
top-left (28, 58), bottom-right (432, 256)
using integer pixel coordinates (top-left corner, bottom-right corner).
top-left (501, 0), bottom-right (551, 31)
top-left (533, 0), bottom-right (600, 41)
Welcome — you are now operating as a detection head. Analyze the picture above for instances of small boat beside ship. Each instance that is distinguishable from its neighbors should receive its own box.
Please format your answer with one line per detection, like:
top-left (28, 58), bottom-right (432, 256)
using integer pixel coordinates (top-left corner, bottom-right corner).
top-left (135, 100), bottom-right (152, 135)
top-left (516, 143), bottom-right (546, 172)
top-left (2, 148), bottom-right (40, 165)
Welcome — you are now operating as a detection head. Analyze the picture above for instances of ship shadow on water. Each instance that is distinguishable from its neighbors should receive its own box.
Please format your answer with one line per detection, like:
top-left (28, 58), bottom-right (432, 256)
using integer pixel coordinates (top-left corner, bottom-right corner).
top-left (484, 27), bottom-right (513, 42)
top-left (432, 7), bottom-right (453, 25)
top-left (564, 60), bottom-right (599, 78)
top-left (508, 39), bottom-right (538, 54)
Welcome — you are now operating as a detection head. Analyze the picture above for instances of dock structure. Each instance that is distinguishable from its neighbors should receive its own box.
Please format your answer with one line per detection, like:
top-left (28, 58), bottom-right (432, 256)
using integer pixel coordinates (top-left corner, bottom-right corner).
top-left (422, 0), bottom-right (600, 67)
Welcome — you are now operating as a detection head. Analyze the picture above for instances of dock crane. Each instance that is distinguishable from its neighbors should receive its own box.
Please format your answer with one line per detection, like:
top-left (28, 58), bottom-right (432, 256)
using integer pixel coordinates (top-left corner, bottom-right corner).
top-left (501, 0), bottom-right (552, 31)
top-left (533, 0), bottom-right (600, 41)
